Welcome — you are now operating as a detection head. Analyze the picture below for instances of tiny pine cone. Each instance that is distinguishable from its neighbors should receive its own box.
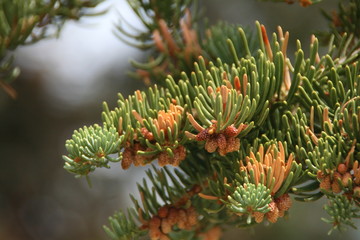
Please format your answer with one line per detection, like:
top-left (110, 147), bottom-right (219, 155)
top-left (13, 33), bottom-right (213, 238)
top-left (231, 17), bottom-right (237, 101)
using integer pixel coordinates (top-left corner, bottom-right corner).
top-left (225, 137), bottom-right (240, 153)
top-left (276, 194), bottom-right (292, 212)
top-left (353, 186), bottom-right (360, 198)
top-left (341, 172), bottom-right (352, 187)
top-left (266, 201), bottom-right (279, 223)
top-left (320, 175), bottom-right (331, 191)
top-left (317, 170), bottom-right (325, 180)
top-left (205, 137), bottom-right (218, 153)
top-left (158, 206), bottom-right (169, 218)
top-left (177, 209), bottom-right (188, 229)
top-left (333, 172), bottom-right (342, 180)
top-left (121, 149), bottom-right (133, 169)
top-left (278, 209), bottom-right (285, 218)
top-left (161, 218), bottom-right (172, 234)
top-left (149, 228), bottom-right (162, 240)
top-left (331, 180), bottom-right (342, 193)
top-left (172, 146), bottom-right (186, 166)
top-left (149, 216), bottom-right (161, 228)
top-left (167, 208), bottom-right (179, 225)
top-left (134, 154), bottom-right (146, 166)
top-left (141, 127), bottom-right (154, 141)
top-left (196, 128), bottom-right (209, 141)
top-left (223, 125), bottom-right (238, 137)
top-left (216, 134), bottom-right (227, 151)
top-left (337, 163), bottom-right (347, 175)
top-left (186, 206), bottom-right (198, 226)
top-left (253, 211), bottom-right (265, 223)
top-left (158, 152), bottom-right (171, 167)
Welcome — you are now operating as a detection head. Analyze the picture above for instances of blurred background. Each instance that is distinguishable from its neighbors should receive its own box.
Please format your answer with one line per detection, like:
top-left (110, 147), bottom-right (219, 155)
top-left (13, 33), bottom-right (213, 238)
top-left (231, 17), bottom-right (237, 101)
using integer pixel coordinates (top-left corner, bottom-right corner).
top-left (1, 0), bottom-right (359, 239)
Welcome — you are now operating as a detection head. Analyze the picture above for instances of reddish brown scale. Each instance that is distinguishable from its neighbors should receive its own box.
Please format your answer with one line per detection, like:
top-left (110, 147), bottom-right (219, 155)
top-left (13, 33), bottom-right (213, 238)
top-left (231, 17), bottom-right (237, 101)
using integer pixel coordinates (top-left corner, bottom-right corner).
top-left (266, 201), bottom-right (279, 223)
top-left (196, 128), bottom-right (210, 141)
top-left (141, 127), bottom-right (155, 141)
top-left (337, 163), bottom-right (347, 175)
top-left (158, 206), bottom-right (169, 218)
top-left (223, 125), bottom-right (238, 137)
top-left (216, 134), bottom-right (227, 151)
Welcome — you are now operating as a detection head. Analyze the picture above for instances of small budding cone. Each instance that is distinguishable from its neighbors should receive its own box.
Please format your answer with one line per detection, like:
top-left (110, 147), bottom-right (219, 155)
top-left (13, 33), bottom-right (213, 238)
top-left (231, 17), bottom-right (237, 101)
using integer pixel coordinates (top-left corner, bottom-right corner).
top-left (168, 208), bottom-right (179, 226)
top-left (320, 175), bottom-right (331, 191)
top-left (331, 180), bottom-right (342, 193)
top-left (177, 209), bottom-right (188, 229)
top-left (158, 152), bottom-right (171, 167)
top-left (276, 194), bottom-right (292, 217)
top-left (205, 137), bottom-right (218, 153)
top-left (266, 201), bottom-right (279, 223)
top-left (121, 148), bottom-right (133, 169)
top-left (161, 218), bottom-right (172, 234)
top-left (341, 172), bottom-right (352, 187)
top-left (158, 206), bottom-right (169, 218)
top-left (217, 134), bottom-right (227, 151)
top-left (337, 163), bottom-right (347, 175)
top-left (353, 186), bottom-right (360, 197)
top-left (149, 217), bottom-right (162, 240)
top-left (253, 211), bottom-right (265, 223)
top-left (223, 125), bottom-right (238, 137)
top-left (276, 194), bottom-right (292, 211)
top-left (225, 137), bottom-right (240, 153)
top-left (186, 206), bottom-right (198, 226)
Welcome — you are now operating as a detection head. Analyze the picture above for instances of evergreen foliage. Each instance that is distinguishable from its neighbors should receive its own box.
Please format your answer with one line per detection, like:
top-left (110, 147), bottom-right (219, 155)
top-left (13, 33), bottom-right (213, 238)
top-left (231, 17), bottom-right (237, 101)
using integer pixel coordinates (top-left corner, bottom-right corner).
top-left (39, 0), bottom-right (360, 238)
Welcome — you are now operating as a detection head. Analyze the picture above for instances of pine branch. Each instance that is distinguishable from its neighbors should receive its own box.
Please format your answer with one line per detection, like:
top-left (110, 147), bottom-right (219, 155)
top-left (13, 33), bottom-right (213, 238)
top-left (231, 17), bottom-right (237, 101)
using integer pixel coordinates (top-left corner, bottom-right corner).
top-left (0, 0), bottom-right (104, 98)
top-left (60, 1), bottom-right (360, 238)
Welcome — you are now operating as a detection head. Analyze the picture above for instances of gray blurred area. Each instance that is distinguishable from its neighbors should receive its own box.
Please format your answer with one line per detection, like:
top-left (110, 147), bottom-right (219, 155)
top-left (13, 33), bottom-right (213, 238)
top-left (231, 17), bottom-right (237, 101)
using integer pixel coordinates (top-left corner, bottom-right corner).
top-left (0, 0), bottom-right (359, 239)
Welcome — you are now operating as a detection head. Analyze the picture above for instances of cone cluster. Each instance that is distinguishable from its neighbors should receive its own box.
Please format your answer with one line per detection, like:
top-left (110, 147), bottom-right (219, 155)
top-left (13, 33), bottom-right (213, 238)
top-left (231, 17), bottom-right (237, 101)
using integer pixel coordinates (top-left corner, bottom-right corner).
top-left (149, 206), bottom-right (198, 240)
top-left (196, 124), bottom-right (241, 156)
top-left (318, 161), bottom-right (360, 196)
top-left (252, 194), bottom-right (292, 223)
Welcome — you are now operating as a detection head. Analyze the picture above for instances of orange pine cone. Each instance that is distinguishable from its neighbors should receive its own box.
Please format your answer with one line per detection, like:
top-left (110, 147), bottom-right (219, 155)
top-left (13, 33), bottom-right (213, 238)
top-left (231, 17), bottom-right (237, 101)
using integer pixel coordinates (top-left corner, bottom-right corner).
top-left (266, 201), bottom-right (279, 223)
top-left (253, 211), bottom-right (265, 223)
top-left (205, 137), bottom-right (218, 153)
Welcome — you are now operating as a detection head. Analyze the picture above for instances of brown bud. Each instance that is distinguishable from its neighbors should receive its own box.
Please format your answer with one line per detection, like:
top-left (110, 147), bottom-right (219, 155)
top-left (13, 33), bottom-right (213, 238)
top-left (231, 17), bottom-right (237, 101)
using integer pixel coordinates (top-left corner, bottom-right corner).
top-left (149, 216), bottom-right (161, 228)
top-left (205, 137), bottom-right (218, 153)
top-left (225, 137), bottom-right (240, 153)
top-left (158, 206), bottom-right (169, 218)
top-left (167, 208), bottom-right (178, 226)
top-left (160, 218), bottom-right (172, 234)
top-left (121, 149), bottom-right (133, 169)
top-left (276, 194), bottom-right (292, 212)
top-left (172, 146), bottom-right (186, 166)
top-left (341, 172), bottom-right (352, 187)
top-left (317, 170), bottom-right (325, 180)
top-left (216, 134), bottom-right (227, 151)
top-left (337, 163), bottom-right (347, 175)
top-left (158, 152), bottom-right (170, 167)
top-left (177, 209), bottom-right (188, 229)
top-left (331, 180), bottom-right (342, 193)
top-left (223, 125), bottom-right (238, 137)
top-left (253, 211), bottom-right (265, 223)
top-left (266, 201), bottom-right (279, 223)
top-left (149, 228), bottom-right (161, 240)
top-left (186, 206), bottom-right (198, 226)
top-left (320, 175), bottom-right (331, 191)
top-left (353, 186), bottom-right (360, 197)
top-left (196, 128), bottom-right (209, 141)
